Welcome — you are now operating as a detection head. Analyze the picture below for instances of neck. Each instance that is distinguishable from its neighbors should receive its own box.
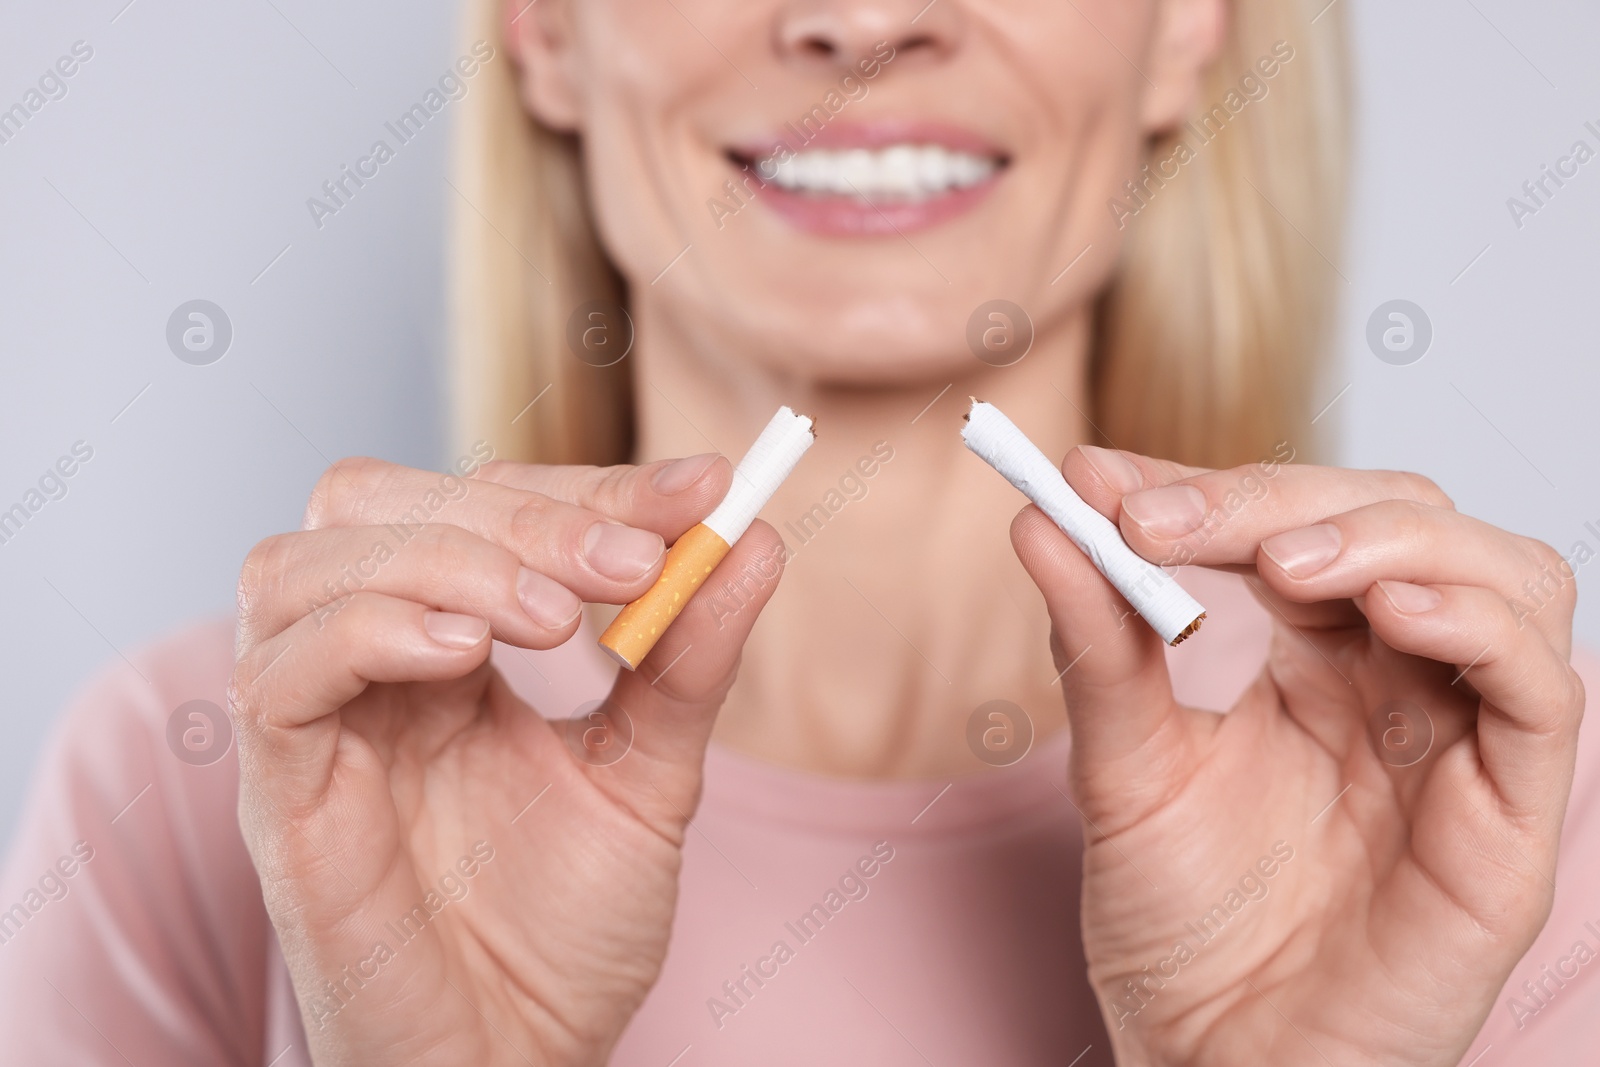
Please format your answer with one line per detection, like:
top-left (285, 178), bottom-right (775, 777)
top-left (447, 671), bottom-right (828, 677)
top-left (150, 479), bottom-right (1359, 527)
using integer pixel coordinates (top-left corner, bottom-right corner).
top-left (630, 298), bottom-right (1094, 778)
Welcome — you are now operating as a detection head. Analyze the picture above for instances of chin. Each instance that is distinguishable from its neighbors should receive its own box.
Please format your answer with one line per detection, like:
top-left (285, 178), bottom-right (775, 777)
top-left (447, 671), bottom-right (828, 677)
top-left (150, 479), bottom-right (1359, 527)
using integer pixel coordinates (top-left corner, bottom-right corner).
top-left (778, 347), bottom-right (974, 390)
top-left (715, 293), bottom-right (982, 388)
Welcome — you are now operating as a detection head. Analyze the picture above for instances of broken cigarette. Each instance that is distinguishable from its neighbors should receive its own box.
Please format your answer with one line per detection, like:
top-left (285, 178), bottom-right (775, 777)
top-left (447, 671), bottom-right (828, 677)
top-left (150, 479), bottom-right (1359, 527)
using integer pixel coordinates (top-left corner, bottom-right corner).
top-left (961, 399), bottom-right (1205, 646)
top-left (599, 406), bottom-right (816, 670)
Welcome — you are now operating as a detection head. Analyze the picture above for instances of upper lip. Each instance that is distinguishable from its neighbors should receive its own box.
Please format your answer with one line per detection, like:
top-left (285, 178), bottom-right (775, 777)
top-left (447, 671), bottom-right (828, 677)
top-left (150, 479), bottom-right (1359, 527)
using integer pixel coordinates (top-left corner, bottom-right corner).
top-left (725, 120), bottom-right (1010, 167)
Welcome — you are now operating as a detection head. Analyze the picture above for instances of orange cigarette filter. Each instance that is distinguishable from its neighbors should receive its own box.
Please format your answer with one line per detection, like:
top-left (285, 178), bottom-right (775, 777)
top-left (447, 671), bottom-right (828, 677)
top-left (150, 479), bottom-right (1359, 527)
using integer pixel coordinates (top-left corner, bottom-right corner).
top-left (599, 524), bottom-right (731, 670)
top-left (599, 406), bottom-right (816, 671)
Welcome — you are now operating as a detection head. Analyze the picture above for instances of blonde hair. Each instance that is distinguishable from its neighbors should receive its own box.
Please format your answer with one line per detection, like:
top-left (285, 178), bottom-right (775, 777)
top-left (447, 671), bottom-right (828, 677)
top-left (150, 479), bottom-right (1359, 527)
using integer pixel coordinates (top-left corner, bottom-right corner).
top-left (450, 0), bottom-right (1347, 470)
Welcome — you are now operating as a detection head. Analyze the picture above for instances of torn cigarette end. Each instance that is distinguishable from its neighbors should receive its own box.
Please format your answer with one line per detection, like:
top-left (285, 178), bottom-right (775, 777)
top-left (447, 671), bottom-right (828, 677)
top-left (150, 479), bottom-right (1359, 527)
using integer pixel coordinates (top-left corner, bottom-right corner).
top-left (599, 406), bottom-right (815, 670)
top-left (1169, 612), bottom-right (1206, 645)
top-left (960, 399), bottom-right (1206, 647)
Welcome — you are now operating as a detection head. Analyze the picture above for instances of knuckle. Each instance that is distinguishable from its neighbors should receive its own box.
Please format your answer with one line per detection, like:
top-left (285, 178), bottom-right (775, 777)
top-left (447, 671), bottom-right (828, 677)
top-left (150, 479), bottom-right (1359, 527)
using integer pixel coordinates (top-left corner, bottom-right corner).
top-left (1374, 497), bottom-right (1430, 546)
top-left (224, 662), bottom-right (264, 733)
top-left (527, 461), bottom-right (620, 513)
top-left (1554, 577), bottom-right (1579, 615)
top-left (1568, 669), bottom-right (1588, 732)
top-left (1519, 538), bottom-right (1579, 610)
top-left (508, 493), bottom-right (562, 554)
top-left (1391, 470), bottom-right (1454, 511)
top-left (408, 521), bottom-right (451, 552)
top-left (224, 671), bottom-right (251, 725)
top-left (548, 464), bottom-right (607, 510)
top-left (588, 463), bottom-right (637, 512)
top-left (236, 534), bottom-right (290, 636)
top-left (1563, 665), bottom-right (1587, 718)
top-left (1528, 537), bottom-right (1569, 578)
top-left (1495, 599), bottom-right (1530, 649)
top-left (303, 456), bottom-right (388, 530)
top-left (413, 522), bottom-right (476, 571)
top-left (310, 589), bottom-right (369, 634)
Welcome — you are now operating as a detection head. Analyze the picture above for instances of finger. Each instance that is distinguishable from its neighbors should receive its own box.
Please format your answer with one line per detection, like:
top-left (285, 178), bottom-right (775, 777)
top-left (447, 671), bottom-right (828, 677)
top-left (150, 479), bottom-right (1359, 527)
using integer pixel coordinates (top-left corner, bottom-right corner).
top-left (1361, 580), bottom-right (1584, 822)
top-left (236, 525), bottom-right (593, 650)
top-left (300, 459), bottom-right (704, 603)
top-left (232, 592), bottom-right (492, 802)
top-left (1009, 504), bottom-right (1184, 824)
top-left (1063, 444), bottom-right (1207, 521)
top-left (1063, 450), bottom-right (1452, 570)
top-left (1250, 501), bottom-right (1576, 657)
top-left (472, 453), bottom-right (733, 538)
top-left (1241, 572), bottom-right (1367, 632)
top-left (307, 455), bottom-right (731, 542)
top-left (580, 521), bottom-right (788, 822)
top-left (236, 593), bottom-right (491, 731)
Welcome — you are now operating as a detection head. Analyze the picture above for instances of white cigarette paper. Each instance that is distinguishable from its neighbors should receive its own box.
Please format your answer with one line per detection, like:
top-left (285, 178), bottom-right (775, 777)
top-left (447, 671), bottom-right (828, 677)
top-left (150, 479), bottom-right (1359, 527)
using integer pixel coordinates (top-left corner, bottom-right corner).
top-left (702, 406), bottom-right (816, 543)
top-left (961, 400), bottom-right (1205, 645)
top-left (599, 405), bottom-right (814, 670)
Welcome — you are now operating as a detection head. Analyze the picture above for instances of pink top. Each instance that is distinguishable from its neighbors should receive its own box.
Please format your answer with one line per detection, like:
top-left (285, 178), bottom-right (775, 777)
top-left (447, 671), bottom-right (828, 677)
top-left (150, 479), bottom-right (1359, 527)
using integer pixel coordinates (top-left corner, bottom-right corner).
top-left (3, 569), bottom-right (1599, 1065)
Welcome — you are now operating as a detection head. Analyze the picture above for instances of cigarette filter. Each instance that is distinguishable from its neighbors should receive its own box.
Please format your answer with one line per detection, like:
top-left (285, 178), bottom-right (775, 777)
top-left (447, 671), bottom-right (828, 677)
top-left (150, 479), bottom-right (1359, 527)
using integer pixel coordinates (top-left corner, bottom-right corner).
top-left (961, 400), bottom-right (1205, 645)
top-left (599, 406), bottom-right (816, 670)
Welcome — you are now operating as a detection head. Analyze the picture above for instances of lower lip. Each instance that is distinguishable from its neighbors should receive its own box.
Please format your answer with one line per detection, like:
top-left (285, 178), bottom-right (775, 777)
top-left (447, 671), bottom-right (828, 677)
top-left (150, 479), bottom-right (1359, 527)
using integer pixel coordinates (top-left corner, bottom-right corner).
top-left (743, 170), bottom-right (1003, 237)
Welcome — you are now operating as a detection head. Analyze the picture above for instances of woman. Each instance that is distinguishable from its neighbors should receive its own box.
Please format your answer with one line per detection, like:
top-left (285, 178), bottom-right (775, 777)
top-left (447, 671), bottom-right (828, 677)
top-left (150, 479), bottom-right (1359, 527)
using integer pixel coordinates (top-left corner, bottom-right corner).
top-left (4, 0), bottom-right (1597, 1063)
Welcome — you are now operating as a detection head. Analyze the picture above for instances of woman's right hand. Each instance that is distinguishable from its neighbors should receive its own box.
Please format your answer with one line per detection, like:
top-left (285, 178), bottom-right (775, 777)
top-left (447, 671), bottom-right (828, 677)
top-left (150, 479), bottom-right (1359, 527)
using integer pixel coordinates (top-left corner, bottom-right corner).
top-left (229, 450), bottom-right (785, 1066)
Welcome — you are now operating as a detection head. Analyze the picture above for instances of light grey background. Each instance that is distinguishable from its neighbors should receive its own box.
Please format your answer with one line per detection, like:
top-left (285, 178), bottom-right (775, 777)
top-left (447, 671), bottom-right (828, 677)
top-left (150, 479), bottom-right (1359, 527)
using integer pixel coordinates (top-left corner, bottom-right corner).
top-left (2, 0), bottom-right (1597, 849)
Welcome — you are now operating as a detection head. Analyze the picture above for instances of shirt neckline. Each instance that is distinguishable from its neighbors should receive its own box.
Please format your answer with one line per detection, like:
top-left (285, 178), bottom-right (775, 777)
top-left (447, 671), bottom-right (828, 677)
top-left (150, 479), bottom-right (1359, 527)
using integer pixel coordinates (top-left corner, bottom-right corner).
top-left (699, 725), bottom-right (1074, 839)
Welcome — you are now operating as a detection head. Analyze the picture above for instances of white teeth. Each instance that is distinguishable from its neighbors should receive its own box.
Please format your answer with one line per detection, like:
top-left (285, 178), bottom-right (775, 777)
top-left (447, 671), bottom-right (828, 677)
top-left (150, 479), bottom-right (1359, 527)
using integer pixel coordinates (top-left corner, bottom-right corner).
top-left (764, 144), bottom-right (998, 200)
top-left (839, 149), bottom-right (874, 193)
top-left (879, 145), bottom-right (919, 195)
top-left (916, 146), bottom-right (949, 189)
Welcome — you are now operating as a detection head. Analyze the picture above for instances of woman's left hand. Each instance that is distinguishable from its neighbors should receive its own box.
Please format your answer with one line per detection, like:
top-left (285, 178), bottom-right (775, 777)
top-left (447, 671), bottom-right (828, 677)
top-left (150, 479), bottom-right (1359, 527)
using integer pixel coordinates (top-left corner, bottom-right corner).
top-left (1011, 447), bottom-right (1584, 1066)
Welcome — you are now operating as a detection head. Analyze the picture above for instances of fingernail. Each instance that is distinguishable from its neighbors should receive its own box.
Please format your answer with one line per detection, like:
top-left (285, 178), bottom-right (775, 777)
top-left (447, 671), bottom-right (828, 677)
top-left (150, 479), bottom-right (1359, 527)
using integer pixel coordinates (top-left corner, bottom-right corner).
top-left (423, 611), bottom-right (489, 649)
top-left (1080, 445), bottom-right (1142, 495)
top-left (1261, 524), bottom-right (1343, 578)
top-left (652, 453), bottom-right (719, 494)
top-left (1122, 485), bottom-right (1206, 538)
top-left (517, 567), bottom-right (583, 629)
top-left (1377, 580), bottom-right (1442, 614)
top-left (584, 523), bottom-right (664, 581)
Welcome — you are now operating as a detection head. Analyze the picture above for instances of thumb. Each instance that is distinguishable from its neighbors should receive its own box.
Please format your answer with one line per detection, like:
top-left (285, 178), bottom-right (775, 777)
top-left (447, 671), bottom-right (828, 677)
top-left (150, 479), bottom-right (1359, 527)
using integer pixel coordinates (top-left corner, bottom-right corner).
top-left (1009, 504), bottom-right (1189, 821)
top-left (579, 519), bottom-right (787, 816)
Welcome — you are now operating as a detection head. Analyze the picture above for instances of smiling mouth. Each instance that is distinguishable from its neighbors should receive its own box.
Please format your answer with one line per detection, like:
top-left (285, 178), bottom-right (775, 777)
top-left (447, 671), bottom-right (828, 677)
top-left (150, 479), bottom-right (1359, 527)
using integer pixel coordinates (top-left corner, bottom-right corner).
top-left (728, 143), bottom-right (1010, 202)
